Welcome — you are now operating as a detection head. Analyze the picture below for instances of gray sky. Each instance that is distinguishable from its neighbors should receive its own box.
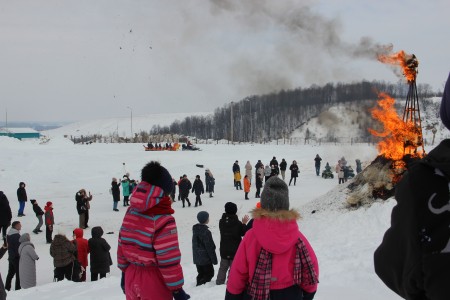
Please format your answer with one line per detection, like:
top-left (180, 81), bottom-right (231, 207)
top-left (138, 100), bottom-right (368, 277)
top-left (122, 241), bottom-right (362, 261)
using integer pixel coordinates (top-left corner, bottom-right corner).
top-left (1, 0), bottom-right (448, 122)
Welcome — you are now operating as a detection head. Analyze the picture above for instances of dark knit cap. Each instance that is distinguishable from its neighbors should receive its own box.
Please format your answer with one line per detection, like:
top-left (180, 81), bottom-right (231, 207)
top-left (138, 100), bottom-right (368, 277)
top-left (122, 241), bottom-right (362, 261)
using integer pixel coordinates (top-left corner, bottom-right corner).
top-left (141, 161), bottom-right (173, 194)
top-left (197, 211), bottom-right (209, 224)
top-left (30, 199), bottom-right (36, 204)
top-left (260, 176), bottom-right (289, 211)
top-left (440, 72), bottom-right (450, 130)
top-left (225, 202), bottom-right (238, 215)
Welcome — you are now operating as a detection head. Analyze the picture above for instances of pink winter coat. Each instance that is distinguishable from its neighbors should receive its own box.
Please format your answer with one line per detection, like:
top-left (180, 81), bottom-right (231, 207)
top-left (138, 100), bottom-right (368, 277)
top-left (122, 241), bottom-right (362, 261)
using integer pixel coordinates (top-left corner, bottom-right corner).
top-left (117, 182), bottom-right (184, 300)
top-left (226, 208), bottom-right (319, 295)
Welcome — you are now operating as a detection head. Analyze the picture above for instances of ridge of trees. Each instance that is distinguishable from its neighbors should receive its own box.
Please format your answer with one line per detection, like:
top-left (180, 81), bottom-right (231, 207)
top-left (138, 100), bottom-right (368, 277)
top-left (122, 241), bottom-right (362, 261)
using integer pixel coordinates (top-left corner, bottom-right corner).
top-left (145, 80), bottom-right (437, 143)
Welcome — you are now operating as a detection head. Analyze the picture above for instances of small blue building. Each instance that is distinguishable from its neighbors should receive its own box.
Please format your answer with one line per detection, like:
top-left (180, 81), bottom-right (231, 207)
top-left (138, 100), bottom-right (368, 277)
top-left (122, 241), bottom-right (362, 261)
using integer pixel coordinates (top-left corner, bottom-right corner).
top-left (0, 128), bottom-right (40, 140)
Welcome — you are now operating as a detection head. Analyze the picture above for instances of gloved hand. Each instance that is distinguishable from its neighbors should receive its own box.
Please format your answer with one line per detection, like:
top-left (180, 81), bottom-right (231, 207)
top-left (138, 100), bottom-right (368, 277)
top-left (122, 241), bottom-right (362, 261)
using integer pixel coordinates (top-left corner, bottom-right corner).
top-left (173, 288), bottom-right (190, 300)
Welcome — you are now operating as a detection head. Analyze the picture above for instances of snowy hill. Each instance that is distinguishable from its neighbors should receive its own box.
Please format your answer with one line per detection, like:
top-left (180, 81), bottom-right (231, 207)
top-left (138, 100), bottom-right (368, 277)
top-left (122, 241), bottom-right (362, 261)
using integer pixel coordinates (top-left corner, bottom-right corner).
top-left (43, 112), bottom-right (211, 138)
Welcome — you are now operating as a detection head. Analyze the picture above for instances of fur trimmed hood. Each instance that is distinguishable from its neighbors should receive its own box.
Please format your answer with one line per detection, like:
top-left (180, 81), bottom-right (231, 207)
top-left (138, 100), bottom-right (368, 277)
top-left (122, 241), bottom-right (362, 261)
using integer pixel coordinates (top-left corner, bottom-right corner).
top-left (251, 207), bottom-right (301, 221)
top-left (250, 208), bottom-right (303, 254)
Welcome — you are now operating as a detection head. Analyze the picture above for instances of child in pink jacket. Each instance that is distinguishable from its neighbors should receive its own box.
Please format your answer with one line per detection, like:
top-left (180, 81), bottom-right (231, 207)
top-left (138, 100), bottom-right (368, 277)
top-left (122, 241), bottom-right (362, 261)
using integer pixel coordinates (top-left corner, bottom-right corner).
top-left (225, 177), bottom-right (319, 300)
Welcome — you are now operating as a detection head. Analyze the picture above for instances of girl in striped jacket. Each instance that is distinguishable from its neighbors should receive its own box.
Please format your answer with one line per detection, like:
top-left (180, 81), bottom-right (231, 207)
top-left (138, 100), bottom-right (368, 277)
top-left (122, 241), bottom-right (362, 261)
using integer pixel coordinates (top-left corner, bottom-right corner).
top-left (117, 161), bottom-right (190, 300)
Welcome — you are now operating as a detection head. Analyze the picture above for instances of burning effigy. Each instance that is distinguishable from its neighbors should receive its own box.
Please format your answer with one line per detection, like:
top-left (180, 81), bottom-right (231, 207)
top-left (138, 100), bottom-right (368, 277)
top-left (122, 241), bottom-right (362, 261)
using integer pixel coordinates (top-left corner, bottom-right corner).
top-left (347, 50), bottom-right (425, 206)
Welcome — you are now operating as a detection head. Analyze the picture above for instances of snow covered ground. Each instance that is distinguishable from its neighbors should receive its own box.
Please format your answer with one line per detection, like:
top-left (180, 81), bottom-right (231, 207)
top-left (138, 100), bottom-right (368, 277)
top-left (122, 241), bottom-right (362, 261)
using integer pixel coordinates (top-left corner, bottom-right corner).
top-left (0, 135), bottom-right (426, 299)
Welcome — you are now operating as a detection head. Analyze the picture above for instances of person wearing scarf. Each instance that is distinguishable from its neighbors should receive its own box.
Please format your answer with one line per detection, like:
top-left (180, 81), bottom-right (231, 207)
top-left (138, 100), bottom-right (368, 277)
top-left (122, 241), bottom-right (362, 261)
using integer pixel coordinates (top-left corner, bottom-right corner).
top-left (117, 161), bottom-right (190, 300)
top-left (225, 177), bottom-right (319, 300)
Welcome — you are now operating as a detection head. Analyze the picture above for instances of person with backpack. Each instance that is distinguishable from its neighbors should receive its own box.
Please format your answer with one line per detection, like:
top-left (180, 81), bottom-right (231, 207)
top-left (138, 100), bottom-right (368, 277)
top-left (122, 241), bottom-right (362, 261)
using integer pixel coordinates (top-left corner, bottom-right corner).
top-left (30, 200), bottom-right (44, 235)
top-left (374, 72), bottom-right (450, 299)
top-left (88, 226), bottom-right (111, 281)
top-left (72, 228), bottom-right (89, 282)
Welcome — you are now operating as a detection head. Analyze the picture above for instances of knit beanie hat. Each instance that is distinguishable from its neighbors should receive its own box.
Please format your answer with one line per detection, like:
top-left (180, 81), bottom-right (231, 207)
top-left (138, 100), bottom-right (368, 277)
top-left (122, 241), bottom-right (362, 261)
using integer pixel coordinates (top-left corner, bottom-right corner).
top-left (260, 176), bottom-right (289, 211)
top-left (440, 72), bottom-right (450, 130)
top-left (30, 199), bottom-right (36, 204)
top-left (225, 202), bottom-right (238, 215)
top-left (19, 233), bottom-right (30, 243)
top-left (46, 201), bottom-right (53, 207)
top-left (197, 211), bottom-right (209, 224)
top-left (141, 161), bottom-right (173, 194)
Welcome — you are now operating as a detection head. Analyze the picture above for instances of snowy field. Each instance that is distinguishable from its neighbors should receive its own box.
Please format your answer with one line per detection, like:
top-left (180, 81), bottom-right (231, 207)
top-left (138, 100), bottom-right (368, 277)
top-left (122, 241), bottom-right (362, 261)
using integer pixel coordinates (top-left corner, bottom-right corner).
top-left (0, 136), bottom-right (423, 300)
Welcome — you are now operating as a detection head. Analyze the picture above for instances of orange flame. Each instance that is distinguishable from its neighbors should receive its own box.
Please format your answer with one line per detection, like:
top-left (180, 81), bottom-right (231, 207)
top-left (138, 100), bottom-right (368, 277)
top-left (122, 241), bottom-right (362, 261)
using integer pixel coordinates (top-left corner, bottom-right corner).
top-left (377, 50), bottom-right (418, 82)
top-left (369, 93), bottom-right (424, 161)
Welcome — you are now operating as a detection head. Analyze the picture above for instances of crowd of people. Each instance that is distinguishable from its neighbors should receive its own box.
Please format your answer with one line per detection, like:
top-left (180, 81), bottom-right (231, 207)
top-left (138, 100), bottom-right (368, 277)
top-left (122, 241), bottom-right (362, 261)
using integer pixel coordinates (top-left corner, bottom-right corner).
top-left (117, 160), bottom-right (319, 300)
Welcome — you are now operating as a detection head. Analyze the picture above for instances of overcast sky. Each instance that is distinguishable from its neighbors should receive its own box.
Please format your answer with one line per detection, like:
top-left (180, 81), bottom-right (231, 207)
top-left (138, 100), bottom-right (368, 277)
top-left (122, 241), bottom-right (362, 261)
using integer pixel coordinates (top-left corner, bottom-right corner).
top-left (0, 0), bottom-right (448, 122)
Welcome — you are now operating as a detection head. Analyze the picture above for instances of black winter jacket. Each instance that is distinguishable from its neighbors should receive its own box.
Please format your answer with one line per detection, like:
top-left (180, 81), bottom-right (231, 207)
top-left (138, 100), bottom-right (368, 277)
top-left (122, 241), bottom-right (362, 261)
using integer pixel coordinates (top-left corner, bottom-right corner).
top-left (192, 224), bottom-right (217, 266)
top-left (0, 192), bottom-right (12, 226)
top-left (279, 160), bottom-right (287, 171)
top-left (289, 164), bottom-right (299, 178)
top-left (192, 179), bottom-right (205, 196)
top-left (178, 179), bottom-right (192, 197)
top-left (6, 228), bottom-right (21, 261)
top-left (32, 203), bottom-right (44, 216)
top-left (88, 226), bottom-right (111, 274)
top-left (219, 213), bottom-right (246, 260)
top-left (17, 185), bottom-right (27, 202)
top-left (374, 139), bottom-right (450, 300)
top-left (111, 181), bottom-right (121, 202)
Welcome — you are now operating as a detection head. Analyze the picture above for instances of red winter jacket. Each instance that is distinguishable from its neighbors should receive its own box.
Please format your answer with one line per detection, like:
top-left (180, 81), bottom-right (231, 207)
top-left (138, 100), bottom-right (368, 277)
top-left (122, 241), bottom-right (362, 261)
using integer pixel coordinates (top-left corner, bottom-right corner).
top-left (118, 182), bottom-right (184, 298)
top-left (73, 228), bottom-right (89, 267)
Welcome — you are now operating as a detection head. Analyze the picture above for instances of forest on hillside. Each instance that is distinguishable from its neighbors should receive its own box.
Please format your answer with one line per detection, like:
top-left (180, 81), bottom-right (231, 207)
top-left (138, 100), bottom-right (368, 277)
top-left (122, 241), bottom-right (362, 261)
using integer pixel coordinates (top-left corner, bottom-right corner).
top-left (144, 80), bottom-right (437, 143)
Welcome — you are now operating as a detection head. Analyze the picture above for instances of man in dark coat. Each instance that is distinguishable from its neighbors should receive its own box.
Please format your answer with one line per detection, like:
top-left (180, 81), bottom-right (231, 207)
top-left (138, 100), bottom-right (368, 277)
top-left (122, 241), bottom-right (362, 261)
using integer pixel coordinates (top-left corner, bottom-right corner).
top-left (5, 221), bottom-right (21, 291)
top-left (191, 175), bottom-right (205, 207)
top-left (178, 175), bottom-right (192, 208)
top-left (0, 192), bottom-right (12, 241)
top-left (216, 202), bottom-right (248, 285)
top-left (88, 226), bottom-right (111, 281)
top-left (270, 157), bottom-right (279, 175)
top-left (16, 182), bottom-right (27, 217)
top-left (314, 154), bottom-right (322, 176)
top-left (279, 159), bottom-right (287, 180)
top-left (374, 72), bottom-right (450, 299)
top-left (30, 199), bottom-right (44, 234)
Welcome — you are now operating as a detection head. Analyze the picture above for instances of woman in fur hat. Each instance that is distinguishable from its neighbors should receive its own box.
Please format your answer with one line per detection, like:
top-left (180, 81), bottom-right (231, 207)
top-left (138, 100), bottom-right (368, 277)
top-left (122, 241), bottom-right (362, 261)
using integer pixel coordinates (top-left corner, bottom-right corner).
top-left (225, 177), bottom-right (319, 300)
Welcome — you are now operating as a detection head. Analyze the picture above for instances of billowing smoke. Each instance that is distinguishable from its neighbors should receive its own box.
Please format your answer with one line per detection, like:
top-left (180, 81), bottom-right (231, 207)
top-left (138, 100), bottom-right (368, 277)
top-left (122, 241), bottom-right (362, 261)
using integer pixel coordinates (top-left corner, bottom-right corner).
top-left (208, 0), bottom-right (393, 96)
